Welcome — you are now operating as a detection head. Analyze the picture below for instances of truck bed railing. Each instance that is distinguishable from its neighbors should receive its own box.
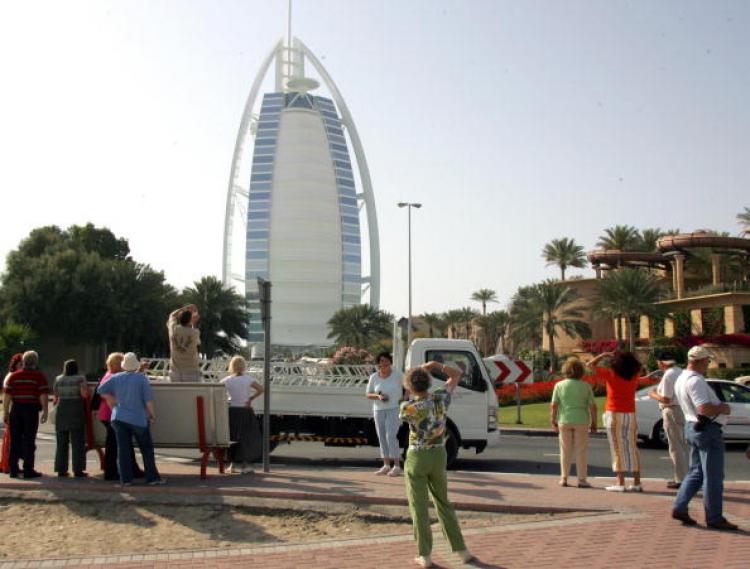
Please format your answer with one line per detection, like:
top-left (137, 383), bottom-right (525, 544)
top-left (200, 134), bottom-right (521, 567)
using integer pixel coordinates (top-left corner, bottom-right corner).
top-left (145, 358), bottom-right (377, 388)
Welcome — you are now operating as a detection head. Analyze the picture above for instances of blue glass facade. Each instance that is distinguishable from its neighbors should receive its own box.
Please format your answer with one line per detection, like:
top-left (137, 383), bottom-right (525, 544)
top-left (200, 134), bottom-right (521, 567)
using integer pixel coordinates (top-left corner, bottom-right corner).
top-left (245, 92), bottom-right (362, 342)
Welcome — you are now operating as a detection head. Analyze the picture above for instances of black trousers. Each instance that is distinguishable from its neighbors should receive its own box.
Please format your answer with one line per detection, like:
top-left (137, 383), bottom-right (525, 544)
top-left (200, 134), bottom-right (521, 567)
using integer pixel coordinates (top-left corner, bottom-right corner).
top-left (9, 404), bottom-right (40, 475)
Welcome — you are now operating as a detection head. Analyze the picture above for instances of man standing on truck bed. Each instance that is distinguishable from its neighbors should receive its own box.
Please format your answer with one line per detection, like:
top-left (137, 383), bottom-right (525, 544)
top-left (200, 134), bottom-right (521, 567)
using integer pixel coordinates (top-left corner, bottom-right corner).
top-left (167, 304), bottom-right (201, 382)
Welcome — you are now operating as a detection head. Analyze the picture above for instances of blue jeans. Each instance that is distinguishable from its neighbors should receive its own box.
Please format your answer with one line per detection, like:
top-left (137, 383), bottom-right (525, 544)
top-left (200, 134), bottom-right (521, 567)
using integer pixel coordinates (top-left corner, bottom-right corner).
top-left (111, 420), bottom-right (160, 484)
top-left (673, 421), bottom-right (725, 524)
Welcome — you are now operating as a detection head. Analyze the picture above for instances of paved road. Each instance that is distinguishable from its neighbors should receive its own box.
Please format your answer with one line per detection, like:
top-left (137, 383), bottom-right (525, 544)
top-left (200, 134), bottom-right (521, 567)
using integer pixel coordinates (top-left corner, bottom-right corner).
top-left (24, 430), bottom-right (750, 482)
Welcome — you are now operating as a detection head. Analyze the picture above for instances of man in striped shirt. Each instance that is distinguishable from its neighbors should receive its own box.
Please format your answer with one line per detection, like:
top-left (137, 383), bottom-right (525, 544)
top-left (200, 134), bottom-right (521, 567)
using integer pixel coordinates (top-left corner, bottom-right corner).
top-left (3, 351), bottom-right (49, 478)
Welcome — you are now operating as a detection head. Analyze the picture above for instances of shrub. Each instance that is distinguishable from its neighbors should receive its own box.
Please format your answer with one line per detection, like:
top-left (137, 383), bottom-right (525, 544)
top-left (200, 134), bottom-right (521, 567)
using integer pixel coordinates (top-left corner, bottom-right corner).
top-left (707, 367), bottom-right (750, 381)
top-left (496, 372), bottom-right (658, 406)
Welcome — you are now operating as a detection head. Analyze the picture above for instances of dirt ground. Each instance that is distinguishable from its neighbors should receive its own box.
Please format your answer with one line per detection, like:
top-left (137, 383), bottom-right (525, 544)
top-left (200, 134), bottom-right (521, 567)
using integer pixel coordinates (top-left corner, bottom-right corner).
top-left (0, 497), bottom-right (556, 560)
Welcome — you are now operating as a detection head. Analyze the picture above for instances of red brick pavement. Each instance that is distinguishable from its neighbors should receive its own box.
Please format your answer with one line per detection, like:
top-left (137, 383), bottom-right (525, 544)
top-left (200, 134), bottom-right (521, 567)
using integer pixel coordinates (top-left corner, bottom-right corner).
top-left (1, 462), bottom-right (749, 568)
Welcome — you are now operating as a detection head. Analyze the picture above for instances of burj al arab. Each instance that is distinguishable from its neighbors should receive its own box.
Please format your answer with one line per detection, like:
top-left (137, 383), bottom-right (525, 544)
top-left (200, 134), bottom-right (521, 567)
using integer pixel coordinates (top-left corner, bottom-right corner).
top-left (222, 36), bottom-right (380, 348)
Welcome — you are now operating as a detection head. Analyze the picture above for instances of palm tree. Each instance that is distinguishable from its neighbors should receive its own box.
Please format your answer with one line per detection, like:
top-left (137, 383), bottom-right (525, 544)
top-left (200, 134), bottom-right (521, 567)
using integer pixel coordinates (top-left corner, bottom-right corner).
top-left (470, 288), bottom-right (498, 315)
top-left (533, 281), bottom-right (591, 372)
top-left (596, 225), bottom-right (640, 251)
top-left (458, 306), bottom-right (479, 338)
top-left (636, 228), bottom-right (664, 252)
top-left (326, 304), bottom-right (393, 349)
top-left (475, 310), bottom-right (510, 355)
top-left (442, 309), bottom-right (464, 338)
top-left (738, 207), bottom-right (750, 235)
top-left (508, 285), bottom-right (544, 353)
top-left (542, 237), bottom-right (587, 280)
top-left (592, 269), bottom-right (666, 351)
top-left (420, 312), bottom-right (444, 337)
top-left (181, 276), bottom-right (249, 357)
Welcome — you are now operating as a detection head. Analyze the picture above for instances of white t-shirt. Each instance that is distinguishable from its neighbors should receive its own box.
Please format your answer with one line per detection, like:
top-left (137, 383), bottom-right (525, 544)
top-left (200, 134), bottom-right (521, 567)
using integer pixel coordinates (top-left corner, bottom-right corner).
top-left (674, 369), bottom-right (727, 426)
top-left (366, 369), bottom-right (403, 411)
top-left (221, 374), bottom-right (259, 407)
top-left (656, 365), bottom-right (683, 408)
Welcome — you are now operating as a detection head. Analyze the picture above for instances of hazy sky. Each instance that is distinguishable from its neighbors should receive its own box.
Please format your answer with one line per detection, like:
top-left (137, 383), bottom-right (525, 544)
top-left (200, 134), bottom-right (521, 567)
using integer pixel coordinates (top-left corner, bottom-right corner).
top-left (1, 0), bottom-right (748, 318)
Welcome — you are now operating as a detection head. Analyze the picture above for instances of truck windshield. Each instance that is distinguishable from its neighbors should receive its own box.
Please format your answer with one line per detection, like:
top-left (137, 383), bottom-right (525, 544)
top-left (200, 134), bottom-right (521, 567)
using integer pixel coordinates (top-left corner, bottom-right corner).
top-left (424, 350), bottom-right (487, 393)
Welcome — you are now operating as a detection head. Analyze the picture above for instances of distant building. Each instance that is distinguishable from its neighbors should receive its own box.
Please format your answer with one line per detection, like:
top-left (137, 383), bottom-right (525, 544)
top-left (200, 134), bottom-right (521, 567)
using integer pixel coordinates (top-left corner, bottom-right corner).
top-left (222, 38), bottom-right (379, 349)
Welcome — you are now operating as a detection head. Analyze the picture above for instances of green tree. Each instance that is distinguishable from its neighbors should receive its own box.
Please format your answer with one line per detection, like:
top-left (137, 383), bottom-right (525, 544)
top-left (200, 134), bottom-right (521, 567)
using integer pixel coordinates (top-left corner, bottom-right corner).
top-left (596, 225), bottom-right (640, 251)
top-left (470, 288), bottom-right (498, 315)
top-left (0, 320), bottom-right (36, 365)
top-left (181, 276), bottom-right (250, 357)
top-left (593, 269), bottom-right (666, 351)
top-left (475, 310), bottom-right (509, 355)
top-left (326, 304), bottom-right (393, 349)
top-left (508, 285), bottom-right (544, 353)
top-left (420, 312), bottom-right (444, 337)
top-left (458, 306), bottom-right (478, 338)
top-left (738, 207), bottom-right (750, 234)
top-left (635, 228), bottom-right (664, 252)
top-left (0, 224), bottom-right (176, 354)
top-left (542, 237), bottom-right (587, 280)
top-left (533, 281), bottom-right (591, 372)
top-left (442, 309), bottom-right (465, 338)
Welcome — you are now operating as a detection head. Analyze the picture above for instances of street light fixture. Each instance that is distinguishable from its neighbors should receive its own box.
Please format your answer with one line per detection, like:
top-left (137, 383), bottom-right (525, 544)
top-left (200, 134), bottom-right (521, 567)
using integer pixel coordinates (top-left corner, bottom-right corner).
top-left (397, 202), bottom-right (422, 347)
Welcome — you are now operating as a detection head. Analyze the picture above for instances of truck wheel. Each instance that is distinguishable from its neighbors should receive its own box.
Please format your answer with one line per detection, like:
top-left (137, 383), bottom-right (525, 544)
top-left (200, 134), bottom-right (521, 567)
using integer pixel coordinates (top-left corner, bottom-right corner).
top-left (445, 427), bottom-right (459, 469)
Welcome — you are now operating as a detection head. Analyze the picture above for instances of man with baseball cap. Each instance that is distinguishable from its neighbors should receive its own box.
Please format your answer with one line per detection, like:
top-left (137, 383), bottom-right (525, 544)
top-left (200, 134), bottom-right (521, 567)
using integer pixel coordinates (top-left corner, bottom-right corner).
top-left (648, 350), bottom-right (688, 489)
top-left (672, 345), bottom-right (737, 530)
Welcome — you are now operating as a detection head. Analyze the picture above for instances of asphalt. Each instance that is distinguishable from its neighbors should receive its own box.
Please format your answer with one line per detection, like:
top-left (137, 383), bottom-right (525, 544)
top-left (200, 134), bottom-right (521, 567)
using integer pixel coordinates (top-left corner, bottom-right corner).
top-left (1, 457), bottom-right (749, 568)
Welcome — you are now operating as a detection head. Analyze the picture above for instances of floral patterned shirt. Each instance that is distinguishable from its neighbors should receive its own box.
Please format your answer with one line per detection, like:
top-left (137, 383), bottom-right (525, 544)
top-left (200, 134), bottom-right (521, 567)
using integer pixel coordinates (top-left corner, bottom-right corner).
top-left (399, 387), bottom-right (451, 451)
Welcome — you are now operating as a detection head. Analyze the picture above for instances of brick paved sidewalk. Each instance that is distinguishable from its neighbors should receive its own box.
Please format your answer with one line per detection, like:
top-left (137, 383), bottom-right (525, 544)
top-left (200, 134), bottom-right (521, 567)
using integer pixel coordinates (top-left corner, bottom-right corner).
top-left (1, 462), bottom-right (749, 568)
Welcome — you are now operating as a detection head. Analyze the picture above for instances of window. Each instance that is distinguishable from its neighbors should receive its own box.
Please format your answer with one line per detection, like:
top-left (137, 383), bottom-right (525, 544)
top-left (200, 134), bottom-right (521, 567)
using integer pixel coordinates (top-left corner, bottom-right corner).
top-left (342, 234), bottom-right (360, 244)
top-left (250, 191), bottom-right (271, 201)
top-left (248, 230), bottom-right (269, 239)
top-left (247, 251), bottom-right (268, 260)
top-left (720, 383), bottom-right (750, 404)
top-left (330, 143), bottom-right (349, 153)
top-left (248, 211), bottom-right (269, 220)
top-left (343, 254), bottom-right (361, 263)
top-left (424, 350), bottom-right (487, 393)
top-left (254, 155), bottom-right (274, 164)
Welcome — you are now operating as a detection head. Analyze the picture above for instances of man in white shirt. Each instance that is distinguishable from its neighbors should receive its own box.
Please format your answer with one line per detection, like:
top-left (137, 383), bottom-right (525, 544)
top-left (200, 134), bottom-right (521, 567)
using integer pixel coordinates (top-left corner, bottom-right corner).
top-left (671, 346), bottom-right (738, 531)
top-left (648, 351), bottom-right (688, 489)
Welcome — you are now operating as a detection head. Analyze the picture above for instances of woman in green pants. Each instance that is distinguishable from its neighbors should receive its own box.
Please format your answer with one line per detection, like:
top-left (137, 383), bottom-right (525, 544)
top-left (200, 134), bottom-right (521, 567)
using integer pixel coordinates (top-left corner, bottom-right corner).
top-left (399, 361), bottom-right (475, 568)
top-left (53, 359), bottom-right (89, 477)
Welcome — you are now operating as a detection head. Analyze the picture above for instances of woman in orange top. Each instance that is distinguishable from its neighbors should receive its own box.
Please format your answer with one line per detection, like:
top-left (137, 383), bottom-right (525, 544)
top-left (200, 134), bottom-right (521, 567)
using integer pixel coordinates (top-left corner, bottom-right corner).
top-left (589, 350), bottom-right (642, 492)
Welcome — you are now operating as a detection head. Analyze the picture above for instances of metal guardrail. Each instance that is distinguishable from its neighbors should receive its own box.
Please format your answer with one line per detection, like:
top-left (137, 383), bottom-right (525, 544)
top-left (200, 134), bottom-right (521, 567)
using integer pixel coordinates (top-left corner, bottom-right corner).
top-left (145, 358), bottom-right (377, 388)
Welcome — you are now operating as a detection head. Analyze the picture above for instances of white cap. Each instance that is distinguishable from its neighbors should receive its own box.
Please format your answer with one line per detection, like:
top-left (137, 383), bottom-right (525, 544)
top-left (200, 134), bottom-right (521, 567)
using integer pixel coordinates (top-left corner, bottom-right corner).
top-left (121, 352), bottom-right (140, 372)
top-left (687, 345), bottom-right (712, 362)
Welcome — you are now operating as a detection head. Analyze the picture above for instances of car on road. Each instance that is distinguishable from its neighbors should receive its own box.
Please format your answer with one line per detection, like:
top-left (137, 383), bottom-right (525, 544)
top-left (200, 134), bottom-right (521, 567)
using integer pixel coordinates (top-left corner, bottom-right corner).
top-left (636, 379), bottom-right (750, 447)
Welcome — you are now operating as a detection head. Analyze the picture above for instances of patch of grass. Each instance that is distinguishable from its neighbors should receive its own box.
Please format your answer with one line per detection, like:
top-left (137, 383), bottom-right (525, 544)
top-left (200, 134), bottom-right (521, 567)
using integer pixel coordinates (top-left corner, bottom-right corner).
top-left (498, 397), bottom-right (607, 429)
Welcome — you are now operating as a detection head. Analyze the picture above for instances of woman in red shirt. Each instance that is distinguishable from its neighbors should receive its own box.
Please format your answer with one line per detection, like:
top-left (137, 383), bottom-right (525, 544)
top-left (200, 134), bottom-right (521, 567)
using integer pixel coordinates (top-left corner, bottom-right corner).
top-left (589, 350), bottom-right (643, 492)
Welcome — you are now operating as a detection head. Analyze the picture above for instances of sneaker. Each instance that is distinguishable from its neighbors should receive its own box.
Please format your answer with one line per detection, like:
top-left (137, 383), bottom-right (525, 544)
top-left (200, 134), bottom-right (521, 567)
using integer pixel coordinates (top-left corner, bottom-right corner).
top-left (120, 481), bottom-right (133, 488)
top-left (605, 485), bottom-right (626, 492)
top-left (707, 518), bottom-right (738, 531)
top-left (414, 555), bottom-right (433, 568)
top-left (147, 478), bottom-right (167, 486)
top-left (666, 481), bottom-right (681, 489)
top-left (23, 471), bottom-right (43, 479)
top-left (74, 472), bottom-right (89, 478)
top-left (559, 479), bottom-right (568, 487)
top-left (387, 466), bottom-right (403, 477)
top-left (456, 549), bottom-right (475, 563)
top-left (8, 472), bottom-right (19, 479)
top-left (228, 463), bottom-right (238, 474)
top-left (671, 510), bottom-right (697, 526)
top-left (577, 481), bottom-right (592, 489)
top-left (375, 465), bottom-right (390, 475)
top-left (241, 466), bottom-right (255, 475)
top-left (627, 484), bottom-right (643, 493)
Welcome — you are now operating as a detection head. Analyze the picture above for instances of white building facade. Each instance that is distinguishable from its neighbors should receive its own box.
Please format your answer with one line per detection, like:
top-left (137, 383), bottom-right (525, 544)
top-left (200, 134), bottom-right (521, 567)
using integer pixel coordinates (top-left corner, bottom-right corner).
top-left (222, 38), bottom-right (379, 348)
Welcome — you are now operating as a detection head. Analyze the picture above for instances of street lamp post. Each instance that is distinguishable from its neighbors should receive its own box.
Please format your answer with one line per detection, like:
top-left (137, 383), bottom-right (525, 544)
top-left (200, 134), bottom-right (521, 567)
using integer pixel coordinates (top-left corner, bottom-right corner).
top-left (397, 202), bottom-right (421, 347)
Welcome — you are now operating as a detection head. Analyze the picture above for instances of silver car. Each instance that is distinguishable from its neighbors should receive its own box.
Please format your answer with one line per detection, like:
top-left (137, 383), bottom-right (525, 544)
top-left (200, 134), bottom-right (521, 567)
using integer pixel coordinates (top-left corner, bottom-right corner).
top-left (636, 379), bottom-right (750, 447)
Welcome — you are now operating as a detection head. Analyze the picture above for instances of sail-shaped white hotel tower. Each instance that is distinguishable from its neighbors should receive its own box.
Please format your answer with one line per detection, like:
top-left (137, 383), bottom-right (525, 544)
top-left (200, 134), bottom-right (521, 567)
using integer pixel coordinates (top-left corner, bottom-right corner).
top-left (222, 38), bottom-right (379, 348)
